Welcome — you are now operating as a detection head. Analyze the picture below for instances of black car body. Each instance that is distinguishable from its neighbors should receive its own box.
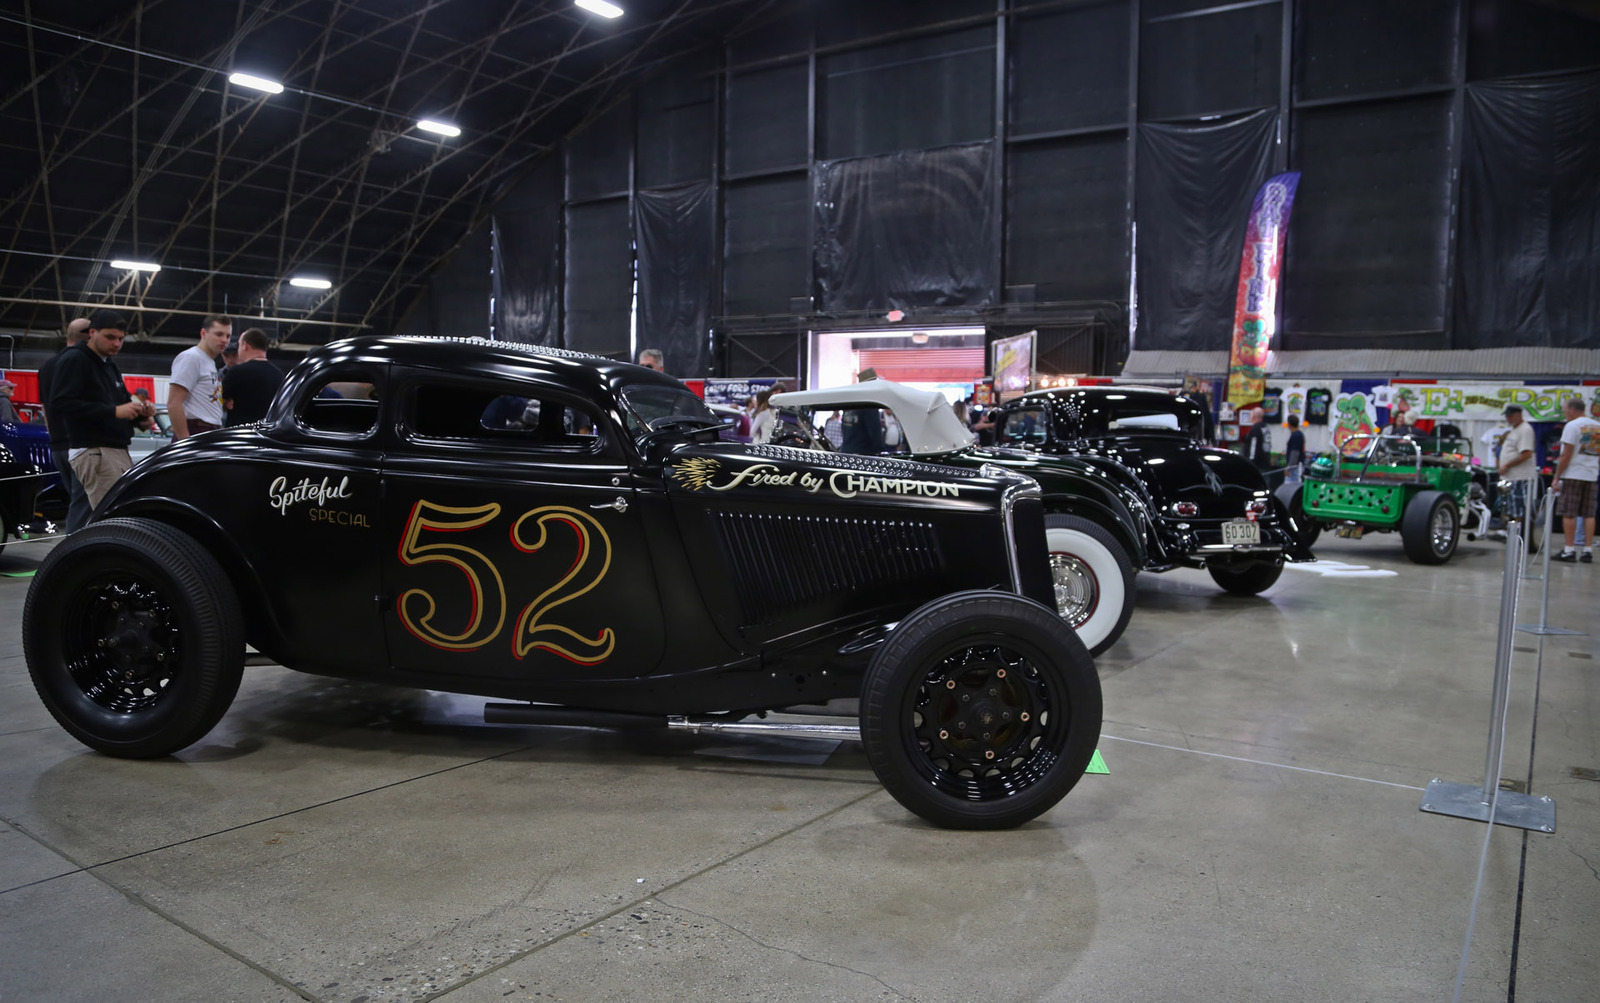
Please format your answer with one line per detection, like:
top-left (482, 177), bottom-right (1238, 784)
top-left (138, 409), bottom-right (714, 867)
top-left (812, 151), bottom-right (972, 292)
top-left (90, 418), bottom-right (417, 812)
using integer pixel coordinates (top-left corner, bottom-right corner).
top-left (992, 387), bottom-right (1314, 594)
top-left (23, 337), bottom-right (1102, 829)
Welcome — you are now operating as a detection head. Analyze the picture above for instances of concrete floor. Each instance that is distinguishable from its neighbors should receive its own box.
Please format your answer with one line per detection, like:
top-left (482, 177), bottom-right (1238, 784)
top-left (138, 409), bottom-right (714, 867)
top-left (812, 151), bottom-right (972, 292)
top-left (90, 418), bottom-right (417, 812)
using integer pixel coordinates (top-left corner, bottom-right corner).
top-left (1, 531), bottom-right (1596, 1003)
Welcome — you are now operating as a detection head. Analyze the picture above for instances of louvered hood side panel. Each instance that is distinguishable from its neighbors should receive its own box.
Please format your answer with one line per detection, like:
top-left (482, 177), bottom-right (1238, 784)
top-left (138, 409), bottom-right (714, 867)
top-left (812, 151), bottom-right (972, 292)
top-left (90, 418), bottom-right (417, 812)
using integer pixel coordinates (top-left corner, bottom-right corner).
top-left (710, 511), bottom-right (944, 625)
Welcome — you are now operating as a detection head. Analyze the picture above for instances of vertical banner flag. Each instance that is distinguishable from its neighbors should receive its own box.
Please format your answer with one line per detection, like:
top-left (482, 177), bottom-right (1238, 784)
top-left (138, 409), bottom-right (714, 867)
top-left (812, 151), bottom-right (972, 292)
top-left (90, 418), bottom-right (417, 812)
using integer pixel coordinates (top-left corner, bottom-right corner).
top-left (1226, 172), bottom-right (1300, 407)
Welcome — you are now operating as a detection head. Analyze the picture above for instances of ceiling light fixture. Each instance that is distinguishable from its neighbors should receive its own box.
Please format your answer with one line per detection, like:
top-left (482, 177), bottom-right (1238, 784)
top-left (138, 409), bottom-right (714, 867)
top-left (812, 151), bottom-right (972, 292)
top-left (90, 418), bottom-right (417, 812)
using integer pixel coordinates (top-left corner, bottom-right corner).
top-left (289, 276), bottom-right (333, 290)
top-left (575, 0), bottom-right (624, 19)
top-left (111, 259), bottom-right (162, 272)
top-left (416, 119), bottom-right (462, 138)
top-left (228, 71), bottom-right (285, 95)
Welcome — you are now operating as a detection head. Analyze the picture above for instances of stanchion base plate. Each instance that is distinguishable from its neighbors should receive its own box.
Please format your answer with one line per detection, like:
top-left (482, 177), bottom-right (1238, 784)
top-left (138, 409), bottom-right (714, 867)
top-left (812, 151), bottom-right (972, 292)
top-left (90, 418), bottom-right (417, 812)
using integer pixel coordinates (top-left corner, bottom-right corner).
top-left (1515, 625), bottom-right (1587, 637)
top-left (1420, 779), bottom-right (1556, 832)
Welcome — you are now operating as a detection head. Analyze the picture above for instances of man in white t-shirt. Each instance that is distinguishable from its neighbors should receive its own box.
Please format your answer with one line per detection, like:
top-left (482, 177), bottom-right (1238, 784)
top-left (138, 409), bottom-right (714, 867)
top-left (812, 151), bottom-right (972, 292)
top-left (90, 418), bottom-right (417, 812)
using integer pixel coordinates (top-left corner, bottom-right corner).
top-left (168, 313), bottom-right (231, 439)
top-left (1497, 404), bottom-right (1538, 524)
top-left (1552, 396), bottom-right (1600, 562)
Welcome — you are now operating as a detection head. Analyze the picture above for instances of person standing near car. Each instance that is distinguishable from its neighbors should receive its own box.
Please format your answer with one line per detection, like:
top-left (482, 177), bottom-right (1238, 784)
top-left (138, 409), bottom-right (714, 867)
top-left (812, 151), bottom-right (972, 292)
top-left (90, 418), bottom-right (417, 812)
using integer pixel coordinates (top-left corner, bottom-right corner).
top-left (168, 313), bottom-right (230, 439)
top-left (1552, 396), bottom-right (1600, 563)
top-left (36, 317), bottom-right (94, 531)
top-left (1497, 404), bottom-right (1538, 530)
top-left (1283, 414), bottom-right (1306, 483)
top-left (44, 309), bottom-right (154, 511)
top-left (220, 328), bottom-right (285, 426)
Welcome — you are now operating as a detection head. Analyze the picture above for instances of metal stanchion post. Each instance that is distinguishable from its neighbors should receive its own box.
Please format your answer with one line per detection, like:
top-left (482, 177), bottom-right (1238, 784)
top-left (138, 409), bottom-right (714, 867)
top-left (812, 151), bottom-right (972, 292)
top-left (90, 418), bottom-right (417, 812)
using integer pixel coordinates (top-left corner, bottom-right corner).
top-left (1519, 489), bottom-right (1584, 638)
top-left (1421, 523), bottom-right (1556, 832)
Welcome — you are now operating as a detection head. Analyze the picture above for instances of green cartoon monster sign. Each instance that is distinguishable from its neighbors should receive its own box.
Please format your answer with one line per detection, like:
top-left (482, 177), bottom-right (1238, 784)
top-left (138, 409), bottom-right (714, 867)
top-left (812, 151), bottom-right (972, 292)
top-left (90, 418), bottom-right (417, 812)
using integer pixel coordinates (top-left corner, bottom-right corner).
top-left (1332, 392), bottom-right (1378, 453)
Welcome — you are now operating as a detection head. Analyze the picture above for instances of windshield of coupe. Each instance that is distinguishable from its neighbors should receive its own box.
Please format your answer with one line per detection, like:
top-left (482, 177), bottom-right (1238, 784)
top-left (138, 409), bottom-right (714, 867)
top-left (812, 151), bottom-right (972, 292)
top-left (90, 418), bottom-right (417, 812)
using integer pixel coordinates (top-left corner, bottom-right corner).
top-left (1089, 395), bottom-right (1208, 439)
top-left (619, 385), bottom-right (721, 441)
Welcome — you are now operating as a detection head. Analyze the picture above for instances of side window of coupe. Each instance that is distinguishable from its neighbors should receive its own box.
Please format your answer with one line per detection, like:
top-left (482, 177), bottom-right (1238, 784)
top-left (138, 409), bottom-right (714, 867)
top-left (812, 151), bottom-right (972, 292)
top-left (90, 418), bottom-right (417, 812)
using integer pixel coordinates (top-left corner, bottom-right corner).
top-left (408, 382), bottom-right (602, 454)
top-left (298, 371), bottom-right (381, 436)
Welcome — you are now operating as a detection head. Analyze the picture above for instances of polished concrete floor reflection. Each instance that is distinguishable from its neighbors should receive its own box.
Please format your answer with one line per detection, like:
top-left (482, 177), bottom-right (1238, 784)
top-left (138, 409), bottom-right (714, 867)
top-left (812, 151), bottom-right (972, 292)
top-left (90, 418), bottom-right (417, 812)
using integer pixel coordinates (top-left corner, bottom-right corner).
top-left (2, 532), bottom-right (1597, 1002)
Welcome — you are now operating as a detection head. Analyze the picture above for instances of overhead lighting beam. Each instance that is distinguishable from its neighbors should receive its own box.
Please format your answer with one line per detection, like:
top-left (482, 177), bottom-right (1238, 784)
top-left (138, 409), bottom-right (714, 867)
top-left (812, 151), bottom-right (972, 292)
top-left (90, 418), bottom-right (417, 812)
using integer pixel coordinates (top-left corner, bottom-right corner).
top-left (416, 119), bottom-right (462, 138)
top-left (575, 0), bottom-right (624, 19)
top-left (228, 71), bottom-right (285, 95)
top-left (111, 259), bottom-right (162, 272)
top-left (289, 276), bottom-right (333, 290)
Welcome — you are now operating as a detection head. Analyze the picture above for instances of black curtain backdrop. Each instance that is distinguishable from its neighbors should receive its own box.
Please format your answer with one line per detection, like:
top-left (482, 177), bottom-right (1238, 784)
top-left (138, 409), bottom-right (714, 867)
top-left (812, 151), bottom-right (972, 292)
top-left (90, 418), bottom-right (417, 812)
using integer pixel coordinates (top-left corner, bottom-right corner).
top-left (493, 157), bottom-right (564, 347)
top-left (1457, 71), bottom-right (1600, 349)
top-left (636, 182), bottom-right (714, 377)
top-left (813, 141), bottom-right (998, 315)
top-left (1135, 109), bottom-right (1275, 351)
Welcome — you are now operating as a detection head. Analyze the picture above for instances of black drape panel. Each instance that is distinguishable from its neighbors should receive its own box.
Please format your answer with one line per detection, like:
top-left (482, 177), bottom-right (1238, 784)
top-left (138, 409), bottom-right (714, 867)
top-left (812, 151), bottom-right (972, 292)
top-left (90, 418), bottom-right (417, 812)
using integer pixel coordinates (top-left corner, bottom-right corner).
top-left (564, 199), bottom-right (633, 358)
top-left (399, 219), bottom-right (492, 337)
top-left (493, 158), bottom-right (563, 347)
top-left (1457, 71), bottom-right (1600, 349)
top-left (1135, 109), bottom-right (1275, 351)
top-left (813, 142), bottom-right (998, 315)
top-left (636, 182), bottom-right (714, 377)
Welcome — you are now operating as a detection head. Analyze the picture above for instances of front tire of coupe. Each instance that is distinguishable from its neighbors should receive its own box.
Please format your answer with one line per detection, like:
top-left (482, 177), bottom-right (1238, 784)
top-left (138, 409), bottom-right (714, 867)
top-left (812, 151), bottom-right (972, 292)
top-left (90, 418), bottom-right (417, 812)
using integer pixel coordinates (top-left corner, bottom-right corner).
top-left (1043, 514), bottom-right (1135, 655)
top-left (860, 590), bottom-right (1102, 830)
top-left (23, 518), bottom-right (244, 758)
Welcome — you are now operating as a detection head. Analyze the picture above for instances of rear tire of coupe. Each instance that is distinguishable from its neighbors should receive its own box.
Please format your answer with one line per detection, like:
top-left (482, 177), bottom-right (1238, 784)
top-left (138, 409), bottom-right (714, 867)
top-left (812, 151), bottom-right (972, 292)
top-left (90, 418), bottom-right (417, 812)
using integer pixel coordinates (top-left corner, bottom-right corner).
top-left (23, 518), bottom-right (244, 758)
top-left (1207, 559), bottom-right (1284, 595)
top-left (1279, 485), bottom-right (1322, 548)
top-left (1043, 514), bottom-right (1135, 655)
top-left (860, 590), bottom-right (1102, 830)
top-left (1401, 491), bottom-right (1459, 565)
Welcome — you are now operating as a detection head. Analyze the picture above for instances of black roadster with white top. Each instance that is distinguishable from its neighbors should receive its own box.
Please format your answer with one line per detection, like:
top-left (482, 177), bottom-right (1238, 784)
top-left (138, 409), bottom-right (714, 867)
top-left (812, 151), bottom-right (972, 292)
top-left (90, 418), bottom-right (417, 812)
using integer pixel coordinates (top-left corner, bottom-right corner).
top-left (22, 336), bottom-right (1102, 829)
top-left (992, 387), bottom-right (1314, 594)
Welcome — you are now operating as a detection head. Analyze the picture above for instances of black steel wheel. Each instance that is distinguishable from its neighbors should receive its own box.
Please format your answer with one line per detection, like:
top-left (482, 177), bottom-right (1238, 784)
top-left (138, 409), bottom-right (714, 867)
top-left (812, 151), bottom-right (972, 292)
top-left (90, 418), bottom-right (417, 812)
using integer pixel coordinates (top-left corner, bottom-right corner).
top-left (1401, 491), bottom-right (1459, 565)
top-left (860, 590), bottom-right (1101, 830)
top-left (1043, 514), bottom-right (1135, 655)
top-left (1207, 558), bottom-right (1284, 595)
top-left (23, 518), bottom-right (244, 757)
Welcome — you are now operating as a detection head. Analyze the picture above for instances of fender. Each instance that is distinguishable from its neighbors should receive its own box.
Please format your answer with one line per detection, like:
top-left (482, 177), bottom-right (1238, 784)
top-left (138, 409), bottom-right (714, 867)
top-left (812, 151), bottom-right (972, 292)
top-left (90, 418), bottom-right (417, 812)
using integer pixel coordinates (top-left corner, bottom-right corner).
top-left (95, 494), bottom-right (293, 661)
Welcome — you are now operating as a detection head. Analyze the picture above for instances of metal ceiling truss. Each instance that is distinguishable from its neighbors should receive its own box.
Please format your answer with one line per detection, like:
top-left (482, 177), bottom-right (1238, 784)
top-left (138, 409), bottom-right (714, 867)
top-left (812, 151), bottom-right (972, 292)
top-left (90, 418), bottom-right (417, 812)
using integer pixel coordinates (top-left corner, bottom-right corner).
top-left (0, 0), bottom-right (769, 346)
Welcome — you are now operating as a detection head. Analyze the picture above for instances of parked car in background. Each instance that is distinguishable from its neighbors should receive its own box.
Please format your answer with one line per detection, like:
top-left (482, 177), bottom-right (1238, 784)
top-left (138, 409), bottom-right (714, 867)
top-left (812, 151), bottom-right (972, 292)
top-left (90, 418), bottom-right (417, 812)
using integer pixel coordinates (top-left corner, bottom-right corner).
top-left (773, 381), bottom-right (1148, 655)
top-left (1284, 431), bottom-right (1473, 564)
top-left (23, 336), bottom-right (1103, 830)
top-left (0, 419), bottom-right (52, 549)
top-left (128, 406), bottom-right (174, 463)
top-left (991, 387), bottom-right (1314, 595)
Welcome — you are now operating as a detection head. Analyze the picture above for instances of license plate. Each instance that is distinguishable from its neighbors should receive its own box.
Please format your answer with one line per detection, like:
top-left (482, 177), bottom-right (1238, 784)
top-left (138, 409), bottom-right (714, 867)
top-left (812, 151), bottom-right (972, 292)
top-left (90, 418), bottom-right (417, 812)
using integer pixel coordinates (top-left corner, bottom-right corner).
top-left (1221, 520), bottom-right (1260, 545)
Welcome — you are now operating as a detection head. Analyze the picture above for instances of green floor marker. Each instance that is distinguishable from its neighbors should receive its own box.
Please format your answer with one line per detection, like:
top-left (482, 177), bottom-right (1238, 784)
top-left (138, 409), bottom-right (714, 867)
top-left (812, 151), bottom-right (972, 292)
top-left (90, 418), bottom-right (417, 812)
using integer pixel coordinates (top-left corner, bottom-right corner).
top-left (2, 570), bottom-right (36, 578)
top-left (1086, 749), bottom-right (1108, 774)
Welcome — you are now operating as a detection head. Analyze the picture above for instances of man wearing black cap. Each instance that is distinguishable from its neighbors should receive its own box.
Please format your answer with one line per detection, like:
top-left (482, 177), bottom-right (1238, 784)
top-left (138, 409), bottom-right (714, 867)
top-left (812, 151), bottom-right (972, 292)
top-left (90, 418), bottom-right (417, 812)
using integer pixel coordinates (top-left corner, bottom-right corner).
top-left (43, 308), bottom-right (155, 511)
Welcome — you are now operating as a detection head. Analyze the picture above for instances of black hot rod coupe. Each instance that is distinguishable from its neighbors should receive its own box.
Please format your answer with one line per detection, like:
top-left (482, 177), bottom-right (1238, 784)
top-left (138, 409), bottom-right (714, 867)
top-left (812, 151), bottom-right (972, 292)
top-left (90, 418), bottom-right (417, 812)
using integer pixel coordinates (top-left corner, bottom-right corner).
top-left (23, 337), bottom-right (1101, 829)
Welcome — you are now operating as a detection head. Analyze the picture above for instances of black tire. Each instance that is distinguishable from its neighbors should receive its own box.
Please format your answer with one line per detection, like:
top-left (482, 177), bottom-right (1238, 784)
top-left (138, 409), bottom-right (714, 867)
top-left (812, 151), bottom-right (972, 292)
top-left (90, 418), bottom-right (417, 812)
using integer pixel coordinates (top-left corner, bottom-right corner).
top-left (1278, 485), bottom-right (1322, 548)
top-left (22, 518), bottom-right (244, 757)
top-left (1207, 559), bottom-right (1284, 595)
top-left (1401, 491), bottom-right (1459, 564)
top-left (860, 590), bottom-right (1102, 830)
top-left (1042, 514), bottom-right (1135, 655)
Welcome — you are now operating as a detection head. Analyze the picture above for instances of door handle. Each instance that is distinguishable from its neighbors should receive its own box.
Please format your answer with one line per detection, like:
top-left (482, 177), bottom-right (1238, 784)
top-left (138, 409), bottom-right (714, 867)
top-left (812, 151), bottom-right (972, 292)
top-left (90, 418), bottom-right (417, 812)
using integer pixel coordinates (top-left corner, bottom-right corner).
top-left (590, 496), bottom-right (628, 513)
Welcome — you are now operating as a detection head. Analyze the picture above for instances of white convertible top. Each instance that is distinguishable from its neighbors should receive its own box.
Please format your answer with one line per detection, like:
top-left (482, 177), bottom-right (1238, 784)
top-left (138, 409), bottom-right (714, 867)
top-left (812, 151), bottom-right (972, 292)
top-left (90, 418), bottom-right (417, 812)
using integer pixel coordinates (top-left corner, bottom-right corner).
top-left (771, 379), bottom-right (978, 455)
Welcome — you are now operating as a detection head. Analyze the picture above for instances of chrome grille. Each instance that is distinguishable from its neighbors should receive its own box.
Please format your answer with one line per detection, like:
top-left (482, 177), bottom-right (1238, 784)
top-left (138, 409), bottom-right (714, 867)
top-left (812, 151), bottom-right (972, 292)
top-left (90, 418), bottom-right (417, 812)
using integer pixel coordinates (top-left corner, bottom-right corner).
top-left (711, 511), bottom-right (944, 624)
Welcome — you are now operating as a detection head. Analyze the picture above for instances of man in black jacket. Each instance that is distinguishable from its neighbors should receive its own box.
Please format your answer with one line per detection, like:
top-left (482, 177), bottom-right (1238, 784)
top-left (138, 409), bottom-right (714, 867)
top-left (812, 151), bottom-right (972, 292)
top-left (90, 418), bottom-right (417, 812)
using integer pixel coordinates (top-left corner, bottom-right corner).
top-left (36, 316), bottom-right (93, 531)
top-left (44, 308), bottom-right (154, 511)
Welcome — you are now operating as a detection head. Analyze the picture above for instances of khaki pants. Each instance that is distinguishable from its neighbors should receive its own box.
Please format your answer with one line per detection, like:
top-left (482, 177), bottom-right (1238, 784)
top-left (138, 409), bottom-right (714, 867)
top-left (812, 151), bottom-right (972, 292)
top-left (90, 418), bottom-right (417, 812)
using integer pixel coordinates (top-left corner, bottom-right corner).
top-left (69, 447), bottom-right (134, 513)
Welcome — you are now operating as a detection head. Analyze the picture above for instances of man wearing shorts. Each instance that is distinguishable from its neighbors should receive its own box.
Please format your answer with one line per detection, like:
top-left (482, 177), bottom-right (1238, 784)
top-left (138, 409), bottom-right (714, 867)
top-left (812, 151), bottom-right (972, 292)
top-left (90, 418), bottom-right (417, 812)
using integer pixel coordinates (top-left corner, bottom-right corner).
top-left (1497, 404), bottom-right (1538, 525)
top-left (1552, 396), bottom-right (1600, 563)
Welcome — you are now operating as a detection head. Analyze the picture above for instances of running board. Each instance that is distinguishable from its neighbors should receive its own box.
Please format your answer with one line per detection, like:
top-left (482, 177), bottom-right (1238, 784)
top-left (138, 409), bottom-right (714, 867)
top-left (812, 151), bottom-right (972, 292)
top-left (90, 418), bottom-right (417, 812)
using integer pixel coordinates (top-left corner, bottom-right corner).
top-left (666, 714), bottom-right (861, 742)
